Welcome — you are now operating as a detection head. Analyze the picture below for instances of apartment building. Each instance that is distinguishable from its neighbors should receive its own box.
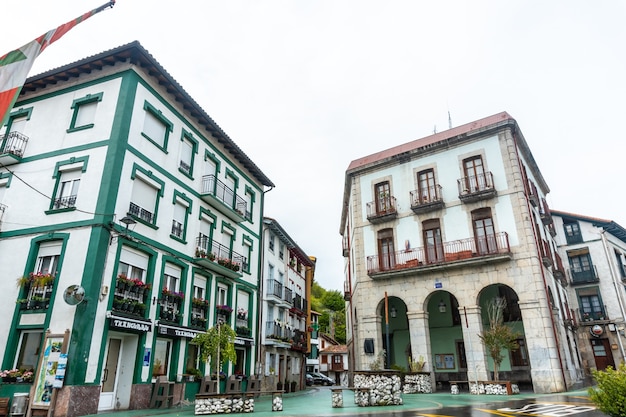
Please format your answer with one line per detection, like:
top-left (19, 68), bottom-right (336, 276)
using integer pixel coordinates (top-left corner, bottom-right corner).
top-left (259, 218), bottom-right (315, 392)
top-left (0, 41), bottom-right (273, 415)
top-left (340, 112), bottom-right (582, 393)
top-left (551, 211), bottom-right (626, 376)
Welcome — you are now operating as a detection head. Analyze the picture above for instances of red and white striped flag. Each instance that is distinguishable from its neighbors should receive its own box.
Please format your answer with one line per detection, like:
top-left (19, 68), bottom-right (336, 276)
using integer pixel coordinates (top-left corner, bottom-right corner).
top-left (0, 1), bottom-right (115, 127)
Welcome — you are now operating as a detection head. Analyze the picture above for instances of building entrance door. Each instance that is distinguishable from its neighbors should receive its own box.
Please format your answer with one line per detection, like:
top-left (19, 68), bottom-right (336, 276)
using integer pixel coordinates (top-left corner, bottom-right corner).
top-left (591, 338), bottom-right (615, 371)
top-left (99, 338), bottom-right (121, 410)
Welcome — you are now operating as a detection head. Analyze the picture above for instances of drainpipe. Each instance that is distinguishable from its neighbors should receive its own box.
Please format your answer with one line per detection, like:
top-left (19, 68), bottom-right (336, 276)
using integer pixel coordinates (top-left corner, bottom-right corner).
top-left (511, 128), bottom-right (568, 390)
top-left (598, 229), bottom-right (626, 362)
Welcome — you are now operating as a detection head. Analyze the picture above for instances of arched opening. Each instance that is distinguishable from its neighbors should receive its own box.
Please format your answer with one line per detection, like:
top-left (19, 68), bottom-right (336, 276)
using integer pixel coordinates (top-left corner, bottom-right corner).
top-left (428, 291), bottom-right (465, 387)
top-left (378, 296), bottom-right (409, 370)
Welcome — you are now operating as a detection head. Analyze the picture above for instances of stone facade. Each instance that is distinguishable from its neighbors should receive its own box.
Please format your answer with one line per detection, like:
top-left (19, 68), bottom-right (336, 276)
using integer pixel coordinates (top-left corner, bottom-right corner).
top-left (341, 112), bottom-right (582, 393)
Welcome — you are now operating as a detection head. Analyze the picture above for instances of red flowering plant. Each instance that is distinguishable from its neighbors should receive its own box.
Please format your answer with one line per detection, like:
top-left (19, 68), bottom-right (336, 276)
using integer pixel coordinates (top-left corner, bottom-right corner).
top-left (17, 272), bottom-right (55, 288)
top-left (192, 297), bottom-right (209, 308)
top-left (162, 288), bottom-right (184, 301)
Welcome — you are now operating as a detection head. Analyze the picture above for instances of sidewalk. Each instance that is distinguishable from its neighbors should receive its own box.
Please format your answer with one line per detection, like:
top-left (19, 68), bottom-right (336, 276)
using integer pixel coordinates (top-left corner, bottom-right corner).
top-left (91, 386), bottom-right (595, 417)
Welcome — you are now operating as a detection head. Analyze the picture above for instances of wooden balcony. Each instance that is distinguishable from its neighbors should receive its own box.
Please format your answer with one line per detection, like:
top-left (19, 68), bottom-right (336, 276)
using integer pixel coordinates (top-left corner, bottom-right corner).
top-left (366, 196), bottom-right (397, 224)
top-left (457, 172), bottom-right (496, 203)
top-left (367, 232), bottom-right (511, 278)
top-left (410, 185), bottom-right (444, 214)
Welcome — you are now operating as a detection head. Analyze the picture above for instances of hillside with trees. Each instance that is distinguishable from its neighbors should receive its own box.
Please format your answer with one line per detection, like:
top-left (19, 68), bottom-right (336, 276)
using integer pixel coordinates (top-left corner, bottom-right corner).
top-left (310, 282), bottom-right (346, 344)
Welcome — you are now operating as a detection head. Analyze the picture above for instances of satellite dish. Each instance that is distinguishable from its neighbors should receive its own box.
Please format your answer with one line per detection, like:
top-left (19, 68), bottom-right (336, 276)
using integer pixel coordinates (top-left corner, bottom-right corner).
top-left (63, 285), bottom-right (85, 306)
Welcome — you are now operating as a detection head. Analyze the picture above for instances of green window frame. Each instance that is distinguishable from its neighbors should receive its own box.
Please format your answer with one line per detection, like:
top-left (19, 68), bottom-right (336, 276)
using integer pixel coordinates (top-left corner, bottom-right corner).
top-left (171, 190), bottom-right (192, 243)
top-left (46, 156), bottom-right (89, 213)
top-left (242, 235), bottom-right (253, 274)
top-left (179, 129), bottom-right (198, 178)
top-left (141, 101), bottom-right (173, 152)
top-left (67, 92), bottom-right (103, 132)
top-left (129, 164), bottom-right (165, 228)
top-left (2, 108), bottom-right (32, 157)
top-left (244, 185), bottom-right (256, 222)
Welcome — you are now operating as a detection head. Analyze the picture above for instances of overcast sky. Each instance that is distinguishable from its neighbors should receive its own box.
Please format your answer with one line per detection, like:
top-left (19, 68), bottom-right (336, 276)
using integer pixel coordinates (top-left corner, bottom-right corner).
top-left (3, 1), bottom-right (625, 291)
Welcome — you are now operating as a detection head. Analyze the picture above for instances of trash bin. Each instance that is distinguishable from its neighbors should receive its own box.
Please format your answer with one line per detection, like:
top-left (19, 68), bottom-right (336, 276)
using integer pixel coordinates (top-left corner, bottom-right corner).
top-left (11, 393), bottom-right (28, 417)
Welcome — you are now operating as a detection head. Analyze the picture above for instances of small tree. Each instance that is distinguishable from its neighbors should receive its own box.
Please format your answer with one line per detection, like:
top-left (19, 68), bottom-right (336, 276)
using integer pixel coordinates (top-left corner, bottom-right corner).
top-left (478, 297), bottom-right (520, 381)
top-left (191, 322), bottom-right (237, 386)
top-left (588, 362), bottom-right (626, 417)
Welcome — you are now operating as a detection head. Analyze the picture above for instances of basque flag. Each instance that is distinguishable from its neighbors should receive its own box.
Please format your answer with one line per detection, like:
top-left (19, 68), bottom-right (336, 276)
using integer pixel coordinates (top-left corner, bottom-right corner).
top-left (0, 1), bottom-right (115, 127)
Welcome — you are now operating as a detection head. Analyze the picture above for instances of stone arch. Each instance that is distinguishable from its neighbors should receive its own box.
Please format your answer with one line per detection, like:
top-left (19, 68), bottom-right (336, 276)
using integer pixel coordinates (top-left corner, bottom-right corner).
top-left (477, 284), bottom-right (529, 385)
top-left (375, 295), bottom-right (409, 370)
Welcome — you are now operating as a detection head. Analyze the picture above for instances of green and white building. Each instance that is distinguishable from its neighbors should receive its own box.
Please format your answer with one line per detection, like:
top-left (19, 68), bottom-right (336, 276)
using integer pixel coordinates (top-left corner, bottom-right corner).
top-left (0, 41), bottom-right (273, 415)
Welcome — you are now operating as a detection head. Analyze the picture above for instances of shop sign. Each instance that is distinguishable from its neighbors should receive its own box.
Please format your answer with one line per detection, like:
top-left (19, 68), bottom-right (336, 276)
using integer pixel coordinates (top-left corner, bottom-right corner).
top-left (157, 323), bottom-right (202, 339)
top-left (109, 314), bottom-right (152, 333)
top-left (590, 324), bottom-right (603, 337)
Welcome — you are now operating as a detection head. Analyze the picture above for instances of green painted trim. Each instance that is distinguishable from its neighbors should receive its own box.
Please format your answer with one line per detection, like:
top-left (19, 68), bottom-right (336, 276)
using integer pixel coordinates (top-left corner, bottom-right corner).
top-left (0, 171), bottom-right (12, 187)
top-left (204, 150), bottom-right (221, 175)
top-left (52, 156), bottom-right (89, 178)
top-left (242, 234), bottom-right (253, 275)
top-left (47, 155), bottom-right (90, 211)
top-left (5, 107), bottom-right (33, 127)
top-left (141, 100), bottom-right (173, 153)
top-left (179, 129), bottom-right (199, 179)
top-left (2, 234), bottom-right (69, 372)
top-left (130, 163), bottom-right (165, 226)
top-left (172, 190), bottom-right (193, 243)
top-left (225, 168), bottom-right (239, 190)
top-left (67, 92), bottom-right (103, 132)
top-left (69, 71), bottom-right (139, 385)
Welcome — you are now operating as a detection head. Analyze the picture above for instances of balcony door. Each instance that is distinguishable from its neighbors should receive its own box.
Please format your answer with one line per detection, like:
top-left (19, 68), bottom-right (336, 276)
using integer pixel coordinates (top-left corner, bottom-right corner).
top-left (377, 228), bottom-right (395, 271)
top-left (418, 169), bottom-right (435, 203)
top-left (463, 156), bottom-right (486, 192)
top-left (472, 208), bottom-right (496, 255)
top-left (375, 182), bottom-right (392, 214)
top-left (423, 219), bottom-right (443, 263)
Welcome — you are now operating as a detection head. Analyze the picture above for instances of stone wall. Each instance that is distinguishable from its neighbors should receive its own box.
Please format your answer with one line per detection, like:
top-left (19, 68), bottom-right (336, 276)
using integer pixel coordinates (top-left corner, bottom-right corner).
top-left (353, 371), bottom-right (403, 406)
top-left (402, 372), bottom-right (432, 393)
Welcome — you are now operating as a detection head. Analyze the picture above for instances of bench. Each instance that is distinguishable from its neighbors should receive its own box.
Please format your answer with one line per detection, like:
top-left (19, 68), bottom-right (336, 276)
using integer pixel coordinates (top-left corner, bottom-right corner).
top-left (150, 376), bottom-right (174, 408)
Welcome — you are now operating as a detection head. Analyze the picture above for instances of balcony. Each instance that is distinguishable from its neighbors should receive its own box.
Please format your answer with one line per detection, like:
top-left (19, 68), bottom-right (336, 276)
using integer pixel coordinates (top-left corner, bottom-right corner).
top-left (539, 198), bottom-right (553, 225)
top-left (541, 239), bottom-right (553, 267)
top-left (366, 196), bottom-right (397, 224)
top-left (342, 235), bottom-right (349, 257)
top-left (193, 235), bottom-right (245, 279)
top-left (367, 232), bottom-right (511, 278)
top-left (580, 309), bottom-right (609, 323)
top-left (265, 279), bottom-right (291, 308)
top-left (200, 175), bottom-right (248, 223)
top-left (344, 281), bottom-right (351, 301)
top-left (527, 180), bottom-right (539, 207)
top-left (110, 276), bottom-right (151, 319)
top-left (16, 273), bottom-right (55, 312)
top-left (410, 185), bottom-right (444, 214)
top-left (457, 172), bottom-right (496, 203)
top-left (569, 265), bottom-right (599, 285)
top-left (291, 329), bottom-right (307, 353)
top-left (265, 321), bottom-right (291, 347)
top-left (128, 202), bottom-right (154, 224)
top-left (553, 253), bottom-right (566, 284)
top-left (0, 131), bottom-right (28, 166)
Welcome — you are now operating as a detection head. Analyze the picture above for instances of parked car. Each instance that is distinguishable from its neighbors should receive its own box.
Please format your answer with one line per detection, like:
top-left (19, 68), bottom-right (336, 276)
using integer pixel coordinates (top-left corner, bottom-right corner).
top-left (305, 374), bottom-right (314, 386)
top-left (309, 372), bottom-right (334, 386)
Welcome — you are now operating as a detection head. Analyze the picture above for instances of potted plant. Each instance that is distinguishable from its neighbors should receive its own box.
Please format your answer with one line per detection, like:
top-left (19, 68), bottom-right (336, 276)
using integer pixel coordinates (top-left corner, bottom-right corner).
top-left (191, 323), bottom-right (237, 394)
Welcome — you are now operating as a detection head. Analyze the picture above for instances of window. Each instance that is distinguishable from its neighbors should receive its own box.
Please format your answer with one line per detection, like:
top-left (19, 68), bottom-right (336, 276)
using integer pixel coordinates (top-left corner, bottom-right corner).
top-left (2, 110), bottom-right (30, 157)
top-left (268, 234), bottom-right (275, 252)
top-left (417, 169), bottom-right (436, 203)
top-left (423, 219), bottom-right (443, 263)
top-left (217, 284), bottom-right (228, 307)
top-left (563, 220), bottom-right (583, 244)
top-left (375, 181), bottom-right (392, 214)
top-left (578, 288), bottom-right (605, 320)
top-left (118, 247), bottom-right (148, 282)
top-left (615, 250), bottom-right (626, 278)
top-left (179, 132), bottom-right (197, 177)
top-left (153, 338), bottom-right (171, 376)
top-left (279, 243), bottom-right (284, 260)
top-left (463, 155), bottom-right (491, 192)
top-left (129, 166), bottom-right (164, 225)
top-left (568, 249), bottom-right (595, 283)
top-left (54, 173), bottom-right (80, 210)
top-left (510, 338), bottom-right (529, 366)
top-left (377, 228), bottom-right (395, 270)
top-left (171, 193), bottom-right (191, 241)
top-left (163, 264), bottom-right (181, 293)
top-left (472, 208), bottom-right (496, 254)
top-left (67, 93), bottom-right (103, 132)
top-left (141, 101), bottom-right (173, 151)
top-left (186, 344), bottom-right (200, 375)
top-left (49, 157), bottom-right (88, 212)
top-left (16, 330), bottom-right (43, 370)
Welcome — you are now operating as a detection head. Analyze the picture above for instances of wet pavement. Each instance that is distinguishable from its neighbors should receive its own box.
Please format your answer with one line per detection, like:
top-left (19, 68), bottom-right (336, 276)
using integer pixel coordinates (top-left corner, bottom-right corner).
top-left (92, 386), bottom-right (606, 417)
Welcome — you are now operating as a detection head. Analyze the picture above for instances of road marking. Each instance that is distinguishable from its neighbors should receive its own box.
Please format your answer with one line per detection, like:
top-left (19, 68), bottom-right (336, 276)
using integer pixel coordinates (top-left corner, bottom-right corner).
top-left (497, 403), bottom-right (596, 416)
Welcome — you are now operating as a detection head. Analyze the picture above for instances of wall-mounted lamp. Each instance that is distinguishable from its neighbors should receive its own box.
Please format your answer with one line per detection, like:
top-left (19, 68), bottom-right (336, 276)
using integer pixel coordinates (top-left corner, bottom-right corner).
top-left (438, 300), bottom-right (447, 313)
top-left (120, 215), bottom-right (136, 230)
top-left (390, 306), bottom-right (397, 318)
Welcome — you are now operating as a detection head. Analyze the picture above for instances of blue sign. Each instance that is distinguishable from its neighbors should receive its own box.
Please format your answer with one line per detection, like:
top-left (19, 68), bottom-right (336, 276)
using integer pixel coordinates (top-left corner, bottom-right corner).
top-left (434, 282), bottom-right (443, 289)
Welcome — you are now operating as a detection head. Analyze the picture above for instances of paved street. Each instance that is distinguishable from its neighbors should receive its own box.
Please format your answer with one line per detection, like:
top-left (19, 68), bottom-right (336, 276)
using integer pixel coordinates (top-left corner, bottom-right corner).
top-left (91, 387), bottom-right (606, 417)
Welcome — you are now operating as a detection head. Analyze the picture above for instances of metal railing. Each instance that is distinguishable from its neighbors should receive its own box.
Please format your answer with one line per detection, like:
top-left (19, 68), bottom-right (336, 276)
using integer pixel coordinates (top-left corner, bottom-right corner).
top-left (367, 232), bottom-right (510, 274)
top-left (128, 202), bottom-right (154, 223)
top-left (366, 196), bottom-right (397, 219)
top-left (266, 279), bottom-right (284, 298)
top-left (410, 184), bottom-right (443, 206)
top-left (1, 131), bottom-right (28, 157)
top-left (195, 234), bottom-right (247, 269)
top-left (201, 174), bottom-right (247, 214)
top-left (53, 195), bottom-right (77, 210)
top-left (457, 172), bottom-right (494, 195)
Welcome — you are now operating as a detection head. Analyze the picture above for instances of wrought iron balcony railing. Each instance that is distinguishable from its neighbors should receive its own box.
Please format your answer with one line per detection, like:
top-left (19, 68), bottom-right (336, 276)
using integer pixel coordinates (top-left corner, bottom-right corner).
top-left (1, 131), bottom-right (28, 157)
top-left (457, 172), bottom-right (496, 202)
top-left (367, 232), bottom-right (510, 275)
top-left (366, 196), bottom-right (397, 223)
top-left (200, 175), bottom-right (248, 219)
top-left (410, 185), bottom-right (444, 213)
top-left (128, 202), bottom-right (154, 223)
top-left (195, 234), bottom-right (247, 272)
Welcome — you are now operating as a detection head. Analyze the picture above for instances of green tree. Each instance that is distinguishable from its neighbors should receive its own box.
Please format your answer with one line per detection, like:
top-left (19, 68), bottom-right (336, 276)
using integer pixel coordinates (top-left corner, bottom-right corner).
top-left (191, 323), bottom-right (237, 376)
top-left (478, 297), bottom-right (520, 381)
top-left (588, 362), bottom-right (626, 417)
